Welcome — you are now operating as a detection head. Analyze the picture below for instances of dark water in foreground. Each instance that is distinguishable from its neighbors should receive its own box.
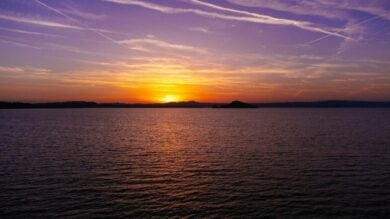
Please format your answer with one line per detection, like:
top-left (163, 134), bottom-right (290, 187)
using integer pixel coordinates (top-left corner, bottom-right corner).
top-left (0, 109), bottom-right (389, 218)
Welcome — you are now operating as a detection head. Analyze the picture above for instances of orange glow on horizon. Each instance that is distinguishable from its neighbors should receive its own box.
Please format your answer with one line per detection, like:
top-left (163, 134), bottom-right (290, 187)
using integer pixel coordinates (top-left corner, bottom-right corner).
top-left (160, 95), bottom-right (181, 103)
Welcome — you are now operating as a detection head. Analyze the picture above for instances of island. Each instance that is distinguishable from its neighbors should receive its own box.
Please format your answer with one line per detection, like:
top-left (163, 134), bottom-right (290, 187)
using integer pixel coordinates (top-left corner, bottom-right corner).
top-left (216, 100), bottom-right (258, 108)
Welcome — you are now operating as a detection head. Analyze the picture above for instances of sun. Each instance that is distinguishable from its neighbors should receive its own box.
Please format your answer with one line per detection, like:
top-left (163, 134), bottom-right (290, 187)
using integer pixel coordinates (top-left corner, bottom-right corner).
top-left (161, 95), bottom-right (180, 103)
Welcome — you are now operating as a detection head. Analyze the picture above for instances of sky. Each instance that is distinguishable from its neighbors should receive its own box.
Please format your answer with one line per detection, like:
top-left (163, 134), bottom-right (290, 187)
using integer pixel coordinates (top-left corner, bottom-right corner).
top-left (0, 0), bottom-right (389, 103)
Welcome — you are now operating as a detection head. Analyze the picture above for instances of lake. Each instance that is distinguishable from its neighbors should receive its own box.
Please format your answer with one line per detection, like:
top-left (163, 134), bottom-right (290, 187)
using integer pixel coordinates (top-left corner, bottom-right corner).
top-left (0, 109), bottom-right (389, 218)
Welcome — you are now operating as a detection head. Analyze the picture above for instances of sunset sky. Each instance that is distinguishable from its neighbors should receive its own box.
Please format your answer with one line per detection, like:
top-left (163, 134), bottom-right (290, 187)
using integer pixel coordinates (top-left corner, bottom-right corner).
top-left (0, 0), bottom-right (389, 103)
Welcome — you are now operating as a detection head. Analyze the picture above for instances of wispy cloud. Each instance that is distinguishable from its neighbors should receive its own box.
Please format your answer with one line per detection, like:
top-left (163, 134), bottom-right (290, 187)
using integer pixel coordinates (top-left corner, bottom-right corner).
top-left (226, 0), bottom-right (345, 20)
top-left (0, 7), bottom-right (127, 38)
top-left (0, 14), bottom-right (80, 29)
top-left (0, 66), bottom-right (24, 73)
top-left (189, 0), bottom-right (351, 38)
top-left (0, 37), bottom-right (41, 49)
top-left (189, 26), bottom-right (212, 34)
top-left (60, 5), bottom-right (106, 20)
top-left (0, 65), bottom-right (50, 74)
top-left (225, 0), bottom-right (386, 45)
top-left (34, 0), bottom-right (125, 47)
top-left (301, 15), bottom-right (380, 57)
top-left (227, 0), bottom-right (390, 21)
top-left (315, 0), bottom-right (390, 20)
top-left (118, 37), bottom-right (208, 54)
top-left (0, 27), bottom-right (64, 38)
top-left (45, 43), bottom-right (106, 57)
top-left (104, 0), bottom-right (349, 39)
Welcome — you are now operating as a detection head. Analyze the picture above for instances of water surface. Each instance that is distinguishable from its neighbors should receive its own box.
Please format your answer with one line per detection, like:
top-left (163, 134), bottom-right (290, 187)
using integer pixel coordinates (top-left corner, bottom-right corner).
top-left (0, 109), bottom-right (389, 218)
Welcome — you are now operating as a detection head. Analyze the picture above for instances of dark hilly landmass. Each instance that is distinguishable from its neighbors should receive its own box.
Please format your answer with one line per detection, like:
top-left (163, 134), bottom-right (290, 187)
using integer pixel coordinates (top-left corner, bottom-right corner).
top-left (0, 100), bottom-right (390, 109)
top-left (216, 100), bottom-right (258, 108)
top-left (0, 101), bottom-right (210, 109)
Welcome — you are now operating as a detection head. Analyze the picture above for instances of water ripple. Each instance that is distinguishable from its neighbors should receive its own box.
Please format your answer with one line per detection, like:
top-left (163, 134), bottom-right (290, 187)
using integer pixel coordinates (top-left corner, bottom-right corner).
top-left (0, 108), bottom-right (389, 218)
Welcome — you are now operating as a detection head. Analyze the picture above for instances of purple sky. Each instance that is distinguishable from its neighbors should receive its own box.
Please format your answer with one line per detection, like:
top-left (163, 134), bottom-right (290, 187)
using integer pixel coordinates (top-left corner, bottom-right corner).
top-left (0, 0), bottom-right (389, 102)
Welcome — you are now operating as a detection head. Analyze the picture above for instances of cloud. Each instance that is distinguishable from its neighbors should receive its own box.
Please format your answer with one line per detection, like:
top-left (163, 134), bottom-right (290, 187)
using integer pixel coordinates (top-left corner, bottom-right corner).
top-left (225, 0), bottom-right (387, 45)
top-left (226, 0), bottom-right (390, 21)
top-left (0, 65), bottom-right (51, 75)
top-left (60, 6), bottom-right (106, 20)
top-left (34, 0), bottom-right (123, 47)
top-left (118, 37), bottom-right (208, 54)
top-left (0, 66), bottom-right (25, 73)
top-left (0, 5), bottom-right (127, 40)
top-left (226, 0), bottom-right (346, 20)
top-left (0, 37), bottom-right (41, 49)
top-left (315, 0), bottom-right (390, 20)
top-left (188, 0), bottom-right (353, 39)
top-left (189, 26), bottom-right (212, 34)
top-left (45, 43), bottom-right (106, 57)
top-left (0, 14), bottom-right (80, 29)
top-left (0, 27), bottom-right (64, 38)
top-left (105, 0), bottom-right (349, 39)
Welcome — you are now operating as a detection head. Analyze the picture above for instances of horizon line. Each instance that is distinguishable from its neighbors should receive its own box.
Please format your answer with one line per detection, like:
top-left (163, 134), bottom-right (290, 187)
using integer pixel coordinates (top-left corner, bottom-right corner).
top-left (2, 99), bottom-right (390, 104)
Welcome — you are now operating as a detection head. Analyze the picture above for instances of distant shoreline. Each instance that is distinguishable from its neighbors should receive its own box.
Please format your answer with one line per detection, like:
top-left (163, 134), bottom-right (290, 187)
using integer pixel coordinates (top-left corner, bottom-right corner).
top-left (1, 100), bottom-right (390, 109)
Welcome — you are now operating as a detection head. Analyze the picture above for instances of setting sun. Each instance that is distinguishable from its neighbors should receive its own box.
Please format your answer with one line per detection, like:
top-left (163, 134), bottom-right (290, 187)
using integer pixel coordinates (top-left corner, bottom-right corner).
top-left (161, 95), bottom-right (180, 103)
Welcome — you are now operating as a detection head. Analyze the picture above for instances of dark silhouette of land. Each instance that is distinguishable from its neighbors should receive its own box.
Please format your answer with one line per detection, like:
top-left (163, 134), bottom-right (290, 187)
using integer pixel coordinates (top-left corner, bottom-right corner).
top-left (1, 100), bottom-right (390, 109)
top-left (0, 101), bottom-right (210, 109)
top-left (216, 100), bottom-right (258, 108)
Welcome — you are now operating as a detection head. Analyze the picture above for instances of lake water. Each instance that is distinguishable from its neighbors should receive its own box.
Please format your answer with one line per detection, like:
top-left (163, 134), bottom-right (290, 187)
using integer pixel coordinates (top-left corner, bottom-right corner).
top-left (0, 109), bottom-right (389, 218)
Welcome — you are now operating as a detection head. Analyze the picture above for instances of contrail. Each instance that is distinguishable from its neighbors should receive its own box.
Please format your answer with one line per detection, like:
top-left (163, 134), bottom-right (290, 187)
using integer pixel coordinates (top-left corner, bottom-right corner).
top-left (34, 0), bottom-right (125, 47)
top-left (305, 15), bottom-right (380, 45)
